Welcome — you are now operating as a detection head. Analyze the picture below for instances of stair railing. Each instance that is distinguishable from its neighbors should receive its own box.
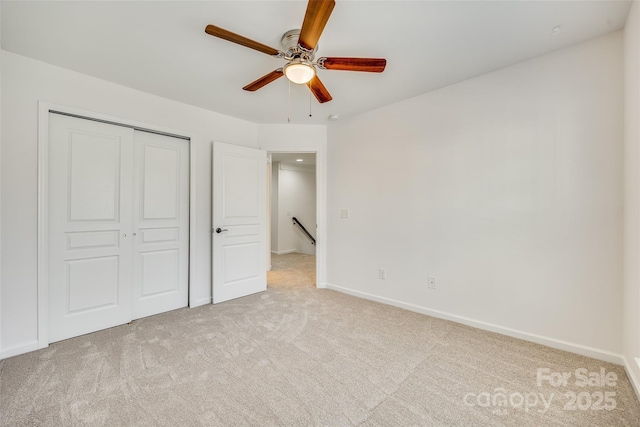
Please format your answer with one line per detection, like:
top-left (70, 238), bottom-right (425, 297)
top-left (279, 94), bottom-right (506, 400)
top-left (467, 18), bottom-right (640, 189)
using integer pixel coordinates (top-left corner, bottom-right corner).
top-left (292, 217), bottom-right (316, 246)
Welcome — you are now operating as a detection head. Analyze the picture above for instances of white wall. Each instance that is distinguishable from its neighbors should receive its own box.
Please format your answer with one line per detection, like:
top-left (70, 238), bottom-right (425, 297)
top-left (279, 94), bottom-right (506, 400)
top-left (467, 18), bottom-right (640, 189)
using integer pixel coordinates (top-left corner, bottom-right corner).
top-left (274, 163), bottom-right (316, 255)
top-left (0, 51), bottom-right (258, 358)
top-left (258, 124), bottom-right (327, 286)
top-left (623, 0), bottom-right (640, 394)
top-left (327, 32), bottom-right (624, 360)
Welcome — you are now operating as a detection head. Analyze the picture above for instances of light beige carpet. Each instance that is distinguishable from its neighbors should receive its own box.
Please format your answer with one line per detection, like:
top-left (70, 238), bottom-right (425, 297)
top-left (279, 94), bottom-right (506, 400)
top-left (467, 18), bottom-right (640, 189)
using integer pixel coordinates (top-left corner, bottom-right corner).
top-left (1, 252), bottom-right (639, 426)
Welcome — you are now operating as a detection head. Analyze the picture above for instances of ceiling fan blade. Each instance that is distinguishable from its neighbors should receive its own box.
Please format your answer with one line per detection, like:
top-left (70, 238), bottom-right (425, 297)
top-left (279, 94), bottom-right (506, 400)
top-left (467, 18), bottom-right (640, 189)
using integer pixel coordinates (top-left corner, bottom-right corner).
top-left (298, 0), bottom-right (335, 51)
top-left (205, 24), bottom-right (281, 57)
top-left (317, 57), bottom-right (387, 72)
top-left (243, 69), bottom-right (284, 91)
top-left (307, 75), bottom-right (333, 103)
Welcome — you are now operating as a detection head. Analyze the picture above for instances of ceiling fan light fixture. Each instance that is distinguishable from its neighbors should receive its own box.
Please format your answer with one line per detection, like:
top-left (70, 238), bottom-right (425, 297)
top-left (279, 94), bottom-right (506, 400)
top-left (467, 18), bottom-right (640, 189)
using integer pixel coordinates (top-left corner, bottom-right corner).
top-left (284, 59), bottom-right (316, 84)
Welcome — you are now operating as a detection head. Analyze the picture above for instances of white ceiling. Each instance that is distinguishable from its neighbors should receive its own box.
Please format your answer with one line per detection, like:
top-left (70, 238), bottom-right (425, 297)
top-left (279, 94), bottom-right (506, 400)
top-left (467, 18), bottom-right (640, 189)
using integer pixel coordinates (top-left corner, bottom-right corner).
top-left (1, 1), bottom-right (632, 125)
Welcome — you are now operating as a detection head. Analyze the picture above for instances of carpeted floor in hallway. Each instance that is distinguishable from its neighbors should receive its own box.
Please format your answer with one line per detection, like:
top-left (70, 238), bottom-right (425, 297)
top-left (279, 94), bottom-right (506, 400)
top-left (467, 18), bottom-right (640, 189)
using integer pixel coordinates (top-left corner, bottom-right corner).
top-left (1, 252), bottom-right (639, 426)
top-left (268, 252), bottom-right (316, 289)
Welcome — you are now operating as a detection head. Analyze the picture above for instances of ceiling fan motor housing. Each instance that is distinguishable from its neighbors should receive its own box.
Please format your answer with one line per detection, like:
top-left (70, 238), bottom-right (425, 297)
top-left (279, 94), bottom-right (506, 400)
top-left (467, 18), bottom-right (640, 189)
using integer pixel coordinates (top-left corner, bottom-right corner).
top-left (281, 29), bottom-right (317, 61)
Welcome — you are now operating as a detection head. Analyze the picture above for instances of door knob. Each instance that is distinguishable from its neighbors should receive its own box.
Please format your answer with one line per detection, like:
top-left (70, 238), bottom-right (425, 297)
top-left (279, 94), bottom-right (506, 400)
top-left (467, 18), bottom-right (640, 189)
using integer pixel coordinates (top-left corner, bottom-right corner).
top-left (215, 228), bottom-right (228, 233)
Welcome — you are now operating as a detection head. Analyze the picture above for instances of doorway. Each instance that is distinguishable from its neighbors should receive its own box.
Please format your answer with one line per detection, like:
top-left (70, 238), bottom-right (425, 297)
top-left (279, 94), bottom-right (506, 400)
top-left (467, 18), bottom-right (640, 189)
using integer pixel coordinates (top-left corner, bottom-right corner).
top-left (268, 152), bottom-right (317, 289)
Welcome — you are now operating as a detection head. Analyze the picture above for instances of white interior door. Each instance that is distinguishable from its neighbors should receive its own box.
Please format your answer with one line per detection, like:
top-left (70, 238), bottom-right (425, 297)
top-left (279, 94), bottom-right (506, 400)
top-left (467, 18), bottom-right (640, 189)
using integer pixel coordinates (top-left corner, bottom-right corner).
top-left (48, 114), bottom-right (134, 342)
top-left (132, 131), bottom-right (189, 319)
top-left (212, 141), bottom-right (267, 303)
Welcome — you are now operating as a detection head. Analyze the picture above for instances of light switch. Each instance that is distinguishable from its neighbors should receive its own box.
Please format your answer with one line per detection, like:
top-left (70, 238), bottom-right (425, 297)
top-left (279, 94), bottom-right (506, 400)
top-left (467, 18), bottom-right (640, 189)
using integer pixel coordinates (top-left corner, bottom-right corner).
top-left (340, 208), bottom-right (350, 219)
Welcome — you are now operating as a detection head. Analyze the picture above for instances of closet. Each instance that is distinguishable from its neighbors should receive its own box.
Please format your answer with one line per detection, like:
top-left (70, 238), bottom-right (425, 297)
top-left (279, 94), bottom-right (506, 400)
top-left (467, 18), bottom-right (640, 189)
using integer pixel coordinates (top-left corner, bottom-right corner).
top-left (47, 113), bottom-right (189, 342)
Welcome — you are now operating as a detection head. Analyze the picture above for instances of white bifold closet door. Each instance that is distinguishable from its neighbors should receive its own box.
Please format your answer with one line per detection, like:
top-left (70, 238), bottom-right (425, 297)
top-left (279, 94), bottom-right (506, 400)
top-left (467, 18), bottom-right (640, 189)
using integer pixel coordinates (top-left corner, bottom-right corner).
top-left (48, 113), bottom-right (189, 343)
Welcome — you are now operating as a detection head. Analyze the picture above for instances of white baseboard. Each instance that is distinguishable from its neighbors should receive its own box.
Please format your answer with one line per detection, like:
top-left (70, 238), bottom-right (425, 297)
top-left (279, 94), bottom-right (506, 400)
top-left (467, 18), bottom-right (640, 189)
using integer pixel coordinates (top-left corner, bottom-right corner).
top-left (325, 283), bottom-right (623, 365)
top-left (622, 356), bottom-right (640, 401)
top-left (190, 297), bottom-right (212, 308)
top-left (1, 340), bottom-right (39, 360)
top-left (272, 249), bottom-right (297, 255)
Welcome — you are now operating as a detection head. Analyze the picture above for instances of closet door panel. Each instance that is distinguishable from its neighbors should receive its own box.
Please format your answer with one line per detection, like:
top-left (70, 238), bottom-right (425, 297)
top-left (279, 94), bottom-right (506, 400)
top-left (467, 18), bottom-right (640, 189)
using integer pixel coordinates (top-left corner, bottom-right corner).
top-left (48, 114), bottom-right (134, 343)
top-left (132, 131), bottom-right (189, 319)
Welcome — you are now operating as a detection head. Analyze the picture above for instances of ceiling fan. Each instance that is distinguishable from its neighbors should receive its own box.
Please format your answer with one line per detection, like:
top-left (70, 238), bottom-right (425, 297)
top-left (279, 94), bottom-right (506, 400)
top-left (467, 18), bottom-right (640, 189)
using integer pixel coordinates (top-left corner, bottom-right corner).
top-left (204, 0), bottom-right (386, 103)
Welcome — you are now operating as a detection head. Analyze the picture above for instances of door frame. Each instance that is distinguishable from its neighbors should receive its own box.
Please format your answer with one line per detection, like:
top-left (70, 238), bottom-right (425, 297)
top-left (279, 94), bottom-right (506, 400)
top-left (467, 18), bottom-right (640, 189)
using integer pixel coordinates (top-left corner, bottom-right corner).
top-left (266, 148), bottom-right (325, 289)
top-left (37, 102), bottom-right (196, 349)
top-left (266, 155), bottom-right (272, 272)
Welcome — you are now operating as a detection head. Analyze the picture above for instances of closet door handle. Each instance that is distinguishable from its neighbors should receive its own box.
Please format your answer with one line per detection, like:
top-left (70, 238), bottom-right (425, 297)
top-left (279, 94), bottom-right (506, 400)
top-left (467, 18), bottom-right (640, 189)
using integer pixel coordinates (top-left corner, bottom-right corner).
top-left (123, 234), bottom-right (127, 237)
top-left (132, 233), bottom-right (137, 236)
top-left (215, 228), bottom-right (228, 234)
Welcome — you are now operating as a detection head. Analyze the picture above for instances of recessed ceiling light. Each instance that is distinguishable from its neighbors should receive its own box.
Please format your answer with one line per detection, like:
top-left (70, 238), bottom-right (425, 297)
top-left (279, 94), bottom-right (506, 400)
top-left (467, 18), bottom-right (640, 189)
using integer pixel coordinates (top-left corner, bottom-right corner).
top-left (328, 114), bottom-right (340, 121)
top-left (296, 159), bottom-right (304, 162)
top-left (552, 25), bottom-right (562, 35)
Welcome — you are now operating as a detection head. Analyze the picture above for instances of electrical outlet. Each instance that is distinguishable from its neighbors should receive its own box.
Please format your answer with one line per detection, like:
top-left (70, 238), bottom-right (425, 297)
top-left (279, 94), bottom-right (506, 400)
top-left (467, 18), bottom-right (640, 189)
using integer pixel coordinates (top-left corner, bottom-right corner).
top-left (379, 269), bottom-right (386, 280)
top-left (428, 276), bottom-right (436, 289)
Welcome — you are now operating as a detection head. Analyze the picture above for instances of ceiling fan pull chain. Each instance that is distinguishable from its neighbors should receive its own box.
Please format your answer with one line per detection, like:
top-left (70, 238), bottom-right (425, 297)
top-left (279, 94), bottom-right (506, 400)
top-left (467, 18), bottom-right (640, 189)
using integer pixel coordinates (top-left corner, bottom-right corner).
top-left (309, 89), bottom-right (312, 117)
top-left (288, 79), bottom-right (291, 123)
